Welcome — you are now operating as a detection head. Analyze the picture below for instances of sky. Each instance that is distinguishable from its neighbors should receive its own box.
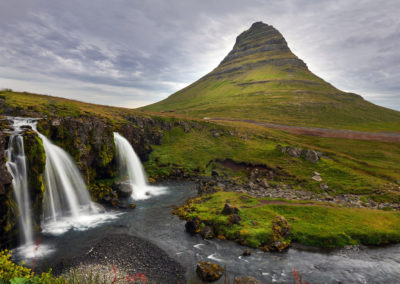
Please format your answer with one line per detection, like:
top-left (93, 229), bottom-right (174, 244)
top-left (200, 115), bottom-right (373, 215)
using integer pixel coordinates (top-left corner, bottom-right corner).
top-left (0, 0), bottom-right (399, 110)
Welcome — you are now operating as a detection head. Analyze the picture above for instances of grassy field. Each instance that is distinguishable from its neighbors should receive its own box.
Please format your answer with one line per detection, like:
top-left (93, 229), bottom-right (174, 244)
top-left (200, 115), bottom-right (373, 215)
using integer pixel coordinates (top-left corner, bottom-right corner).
top-left (175, 191), bottom-right (400, 248)
top-left (2, 90), bottom-right (400, 203)
top-left (143, 23), bottom-right (400, 132)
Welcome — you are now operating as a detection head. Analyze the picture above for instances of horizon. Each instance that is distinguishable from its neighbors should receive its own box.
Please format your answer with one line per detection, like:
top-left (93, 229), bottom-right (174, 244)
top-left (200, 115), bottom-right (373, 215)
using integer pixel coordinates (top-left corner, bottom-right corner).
top-left (1, 0), bottom-right (399, 111)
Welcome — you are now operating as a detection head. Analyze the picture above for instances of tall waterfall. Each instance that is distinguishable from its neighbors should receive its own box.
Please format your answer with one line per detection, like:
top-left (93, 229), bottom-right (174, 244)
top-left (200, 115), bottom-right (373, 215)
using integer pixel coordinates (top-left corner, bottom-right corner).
top-left (113, 132), bottom-right (167, 200)
top-left (5, 118), bottom-right (35, 247)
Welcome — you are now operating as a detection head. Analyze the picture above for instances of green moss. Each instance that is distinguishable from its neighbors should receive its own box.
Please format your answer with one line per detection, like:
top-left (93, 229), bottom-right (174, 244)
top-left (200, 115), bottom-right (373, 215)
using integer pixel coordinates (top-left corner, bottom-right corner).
top-left (176, 191), bottom-right (400, 248)
top-left (23, 131), bottom-right (46, 230)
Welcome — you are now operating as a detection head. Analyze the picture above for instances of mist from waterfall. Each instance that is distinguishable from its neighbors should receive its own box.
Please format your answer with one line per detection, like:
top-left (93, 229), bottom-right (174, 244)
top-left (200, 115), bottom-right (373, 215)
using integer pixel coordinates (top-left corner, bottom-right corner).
top-left (5, 118), bottom-right (35, 247)
top-left (113, 132), bottom-right (167, 200)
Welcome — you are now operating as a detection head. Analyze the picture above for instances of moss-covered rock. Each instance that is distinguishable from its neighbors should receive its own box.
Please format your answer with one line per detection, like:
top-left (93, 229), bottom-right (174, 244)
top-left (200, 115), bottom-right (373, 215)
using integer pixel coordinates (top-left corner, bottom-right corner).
top-left (263, 215), bottom-right (291, 252)
top-left (23, 130), bottom-right (46, 230)
top-left (196, 262), bottom-right (225, 282)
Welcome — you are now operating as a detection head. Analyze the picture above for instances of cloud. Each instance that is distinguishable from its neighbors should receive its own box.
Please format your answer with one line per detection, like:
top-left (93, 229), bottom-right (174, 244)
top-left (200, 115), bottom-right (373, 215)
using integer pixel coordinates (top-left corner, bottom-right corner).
top-left (0, 0), bottom-right (399, 110)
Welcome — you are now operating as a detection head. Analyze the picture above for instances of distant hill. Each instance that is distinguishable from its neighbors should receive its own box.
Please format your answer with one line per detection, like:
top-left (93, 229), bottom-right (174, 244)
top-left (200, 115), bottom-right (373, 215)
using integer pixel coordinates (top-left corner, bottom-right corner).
top-left (143, 22), bottom-right (400, 131)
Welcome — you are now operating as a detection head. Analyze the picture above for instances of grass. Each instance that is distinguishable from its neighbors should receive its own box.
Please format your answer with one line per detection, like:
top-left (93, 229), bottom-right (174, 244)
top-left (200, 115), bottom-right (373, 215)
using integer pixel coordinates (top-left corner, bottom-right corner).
top-left (177, 191), bottom-right (400, 248)
top-left (2, 90), bottom-right (400, 203)
top-left (142, 25), bottom-right (400, 132)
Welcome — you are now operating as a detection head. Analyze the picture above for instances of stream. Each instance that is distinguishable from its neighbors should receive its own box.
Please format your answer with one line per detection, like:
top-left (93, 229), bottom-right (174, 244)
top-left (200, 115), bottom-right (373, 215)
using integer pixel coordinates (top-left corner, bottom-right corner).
top-left (16, 182), bottom-right (400, 283)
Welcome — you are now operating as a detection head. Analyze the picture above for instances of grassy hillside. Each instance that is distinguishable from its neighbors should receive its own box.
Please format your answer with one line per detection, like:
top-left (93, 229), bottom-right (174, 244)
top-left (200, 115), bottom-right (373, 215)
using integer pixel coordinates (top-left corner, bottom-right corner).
top-left (143, 22), bottom-right (400, 131)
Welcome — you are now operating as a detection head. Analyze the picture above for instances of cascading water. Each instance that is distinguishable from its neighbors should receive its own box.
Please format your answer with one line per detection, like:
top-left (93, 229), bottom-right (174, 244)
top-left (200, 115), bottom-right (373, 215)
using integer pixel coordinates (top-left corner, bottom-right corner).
top-left (113, 132), bottom-right (167, 200)
top-left (33, 127), bottom-right (94, 223)
top-left (5, 118), bottom-right (36, 247)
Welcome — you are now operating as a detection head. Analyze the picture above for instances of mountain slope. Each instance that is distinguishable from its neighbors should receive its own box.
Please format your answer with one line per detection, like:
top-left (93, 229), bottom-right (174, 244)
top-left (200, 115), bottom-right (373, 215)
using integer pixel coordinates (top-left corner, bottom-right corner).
top-left (143, 22), bottom-right (400, 131)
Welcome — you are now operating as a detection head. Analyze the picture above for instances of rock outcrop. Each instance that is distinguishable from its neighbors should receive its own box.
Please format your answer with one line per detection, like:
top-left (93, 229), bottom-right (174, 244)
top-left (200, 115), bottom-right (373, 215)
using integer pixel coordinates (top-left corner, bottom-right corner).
top-left (196, 262), bottom-right (225, 282)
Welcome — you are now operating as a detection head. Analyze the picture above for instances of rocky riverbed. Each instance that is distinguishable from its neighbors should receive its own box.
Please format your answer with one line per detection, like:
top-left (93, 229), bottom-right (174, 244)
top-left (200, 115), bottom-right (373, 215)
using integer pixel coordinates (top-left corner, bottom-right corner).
top-left (51, 234), bottom-right (185, 284)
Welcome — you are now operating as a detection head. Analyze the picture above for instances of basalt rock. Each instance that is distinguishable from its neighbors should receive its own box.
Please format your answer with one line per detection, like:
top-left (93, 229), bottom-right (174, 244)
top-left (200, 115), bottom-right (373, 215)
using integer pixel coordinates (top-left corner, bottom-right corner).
top-left (115, 182), bottom-right (133, 198)
top-left (221, 203), bottom-right (239, 215)
top-left (263, 215), bottom-right (291, 252)
top-left (201, 226), bottom-right (215, 239)
top-left (196, 262), bottom-right (225, 282)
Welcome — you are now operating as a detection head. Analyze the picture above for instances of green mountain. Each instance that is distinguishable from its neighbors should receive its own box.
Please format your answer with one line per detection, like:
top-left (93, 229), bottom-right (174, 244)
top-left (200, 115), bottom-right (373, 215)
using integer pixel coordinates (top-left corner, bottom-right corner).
top-left (143, 22), bottom-right (400, 131)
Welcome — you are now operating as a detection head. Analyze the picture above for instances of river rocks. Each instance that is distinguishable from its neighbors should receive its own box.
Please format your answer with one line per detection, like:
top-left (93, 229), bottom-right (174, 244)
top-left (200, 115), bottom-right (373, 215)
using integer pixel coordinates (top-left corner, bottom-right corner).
top-left (234, 276), bottom-right (264, 284)
top-left (263, 216), bottom-right (291, 252)
top-left (185, 217), bottom-right (200, 234)
top-left (242, 249), bottom-right (251, 256)
top-left (221, 203), bottom-right (239, 215)
top-left (201, 226), bottom-right (215, 239)
top-left (196, 262), bottom-right (225, 282)
top-left (115, 182), bottom-right (133, 198)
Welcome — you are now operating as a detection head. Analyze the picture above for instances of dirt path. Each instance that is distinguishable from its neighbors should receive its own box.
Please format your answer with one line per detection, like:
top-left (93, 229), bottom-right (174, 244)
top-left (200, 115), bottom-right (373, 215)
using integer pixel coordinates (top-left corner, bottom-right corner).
top-left (208, 118), bottom-right (400, 143)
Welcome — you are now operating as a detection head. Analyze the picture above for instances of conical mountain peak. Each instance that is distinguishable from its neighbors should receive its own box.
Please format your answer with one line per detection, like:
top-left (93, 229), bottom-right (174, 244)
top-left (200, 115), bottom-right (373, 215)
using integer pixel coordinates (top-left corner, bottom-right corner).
top-left (143, 22), bottom-right (400, 131)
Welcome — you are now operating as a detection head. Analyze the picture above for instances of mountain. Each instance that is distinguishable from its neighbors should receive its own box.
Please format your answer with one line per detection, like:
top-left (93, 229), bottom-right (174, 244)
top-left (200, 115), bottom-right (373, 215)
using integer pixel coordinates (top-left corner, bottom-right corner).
top-left (143, 22), bottom-right (400, 131)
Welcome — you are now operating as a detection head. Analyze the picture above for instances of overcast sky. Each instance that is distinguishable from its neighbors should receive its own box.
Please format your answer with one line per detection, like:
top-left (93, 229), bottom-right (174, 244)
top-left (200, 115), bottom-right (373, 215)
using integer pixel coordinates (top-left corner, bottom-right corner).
top-left (0, 0), bottom-right (399, 110)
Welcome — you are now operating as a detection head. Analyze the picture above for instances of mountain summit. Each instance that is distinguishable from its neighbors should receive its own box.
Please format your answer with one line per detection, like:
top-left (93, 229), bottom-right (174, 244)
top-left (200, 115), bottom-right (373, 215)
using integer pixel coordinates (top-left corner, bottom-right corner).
top-left (143, 22), bottom-right (400, 131)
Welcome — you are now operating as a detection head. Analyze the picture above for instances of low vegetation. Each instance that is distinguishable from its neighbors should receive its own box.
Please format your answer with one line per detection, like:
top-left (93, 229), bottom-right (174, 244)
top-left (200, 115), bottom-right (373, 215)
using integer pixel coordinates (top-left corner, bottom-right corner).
top-left (175, 191), bottom-right (400, 248)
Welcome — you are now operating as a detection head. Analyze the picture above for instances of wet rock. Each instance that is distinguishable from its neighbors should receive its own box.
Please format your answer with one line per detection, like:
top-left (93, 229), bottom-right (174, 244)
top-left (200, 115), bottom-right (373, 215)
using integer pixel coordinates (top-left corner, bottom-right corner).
top-left (129, 203), bottom-right (137, 209)
top-left (201, 226), bottom-right (214, 239)
top-left (234, 276), bottom-right (263, 284)
top-left (221, 203), bottom-right (239, 215)
top-left (185, 218), bottom-right (200, 234)
top-left (264, 216), bottom-right (291, 252)
top-left (242, 249), bottom-right (251, 257)
top-left (115, 182), bottom-right (133, 198)
top-left (196, 262), bottom-right (225, 282)
top-left (92, 202), bottom-right (106, 213)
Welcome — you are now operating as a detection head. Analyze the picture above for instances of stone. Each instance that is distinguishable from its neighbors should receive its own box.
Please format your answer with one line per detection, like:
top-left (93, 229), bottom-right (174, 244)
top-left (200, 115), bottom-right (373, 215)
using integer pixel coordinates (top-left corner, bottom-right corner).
top-left (221, 203), bottom-right (239, 215)
top-left (201, 226), bottom-right (214, 239)
top-left (312, 175), bottom-right (322, 182)
top-left (185, 218), bottom-right (200, 234)
top-left (264, 215), bottom-right (291, 252)
top-left (229, 214), bottom-right (241, 225)
top-left (242, 249), bottom-right (251, 257)
top-left (129, 203), bottom-right (137, 209)
top-left (115, 182), bottom-right (133, 198)
top-left (287, 147), bottom-right (302, 158)
top-left (91, 202), bottom-right (106, 213)
top-left (303, 149), bottom-right (320, 163)
top-left (234, 276), bottom-right (263, 284)
top-left (196, 262), bottom-right (225, 282)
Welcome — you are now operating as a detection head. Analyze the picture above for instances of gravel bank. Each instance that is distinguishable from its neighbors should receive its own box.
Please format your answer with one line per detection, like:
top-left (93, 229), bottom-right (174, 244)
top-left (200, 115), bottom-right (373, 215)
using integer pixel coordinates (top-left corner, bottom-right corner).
top-left (52, 233), bottom-right (185, 283)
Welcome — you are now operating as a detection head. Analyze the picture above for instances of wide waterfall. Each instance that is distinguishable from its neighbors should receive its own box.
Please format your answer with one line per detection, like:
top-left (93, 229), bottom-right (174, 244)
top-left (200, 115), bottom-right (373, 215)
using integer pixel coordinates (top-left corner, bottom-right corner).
top-left (5, 118), bottom-right (35, 247)
top-left (113, 132), bottom-right (167, 200)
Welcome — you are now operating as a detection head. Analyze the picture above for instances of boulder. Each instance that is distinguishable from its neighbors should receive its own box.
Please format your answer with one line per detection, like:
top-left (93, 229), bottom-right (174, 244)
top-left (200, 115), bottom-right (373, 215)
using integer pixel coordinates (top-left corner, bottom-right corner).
top-left (264, 215), bottom-right (291, 252)
top-left (242, 249), bottom-right (251, 257)
top-left (302, 149), bottom-right (320, 163)
top-left (201, 226), bottom-right (214, 239)
top-left (196, 262), bottom-right (225, 282)
top-left (312, 175), bottom-right (322, 182)
top-left (287, 147), bottom-right (302, 158)
top-left (234, 276), bottom-right (263, 284)
top-left (221, 203), bottom-right (239, 215)
top-left (229, 214), bottom-right (241, 225)
top-left (116, 182), bottom-right (133, 198)
top-left (185, 217), bottom-right (200, 234)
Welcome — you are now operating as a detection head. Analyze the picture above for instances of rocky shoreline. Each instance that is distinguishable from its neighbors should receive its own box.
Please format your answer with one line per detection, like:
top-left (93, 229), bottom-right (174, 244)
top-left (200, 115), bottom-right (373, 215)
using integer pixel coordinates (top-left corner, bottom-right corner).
top-left (47, 234), bottom-right (185, 284)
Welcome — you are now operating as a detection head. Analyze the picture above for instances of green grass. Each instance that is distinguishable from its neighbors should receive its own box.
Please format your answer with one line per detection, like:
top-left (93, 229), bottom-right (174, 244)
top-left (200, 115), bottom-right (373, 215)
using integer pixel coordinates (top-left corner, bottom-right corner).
top-left (142, 25), bottom-right (400, 132)
top-left (179, 191), bottom-right (400, 248)
top-left (2, 90), bottom-right (400, 203)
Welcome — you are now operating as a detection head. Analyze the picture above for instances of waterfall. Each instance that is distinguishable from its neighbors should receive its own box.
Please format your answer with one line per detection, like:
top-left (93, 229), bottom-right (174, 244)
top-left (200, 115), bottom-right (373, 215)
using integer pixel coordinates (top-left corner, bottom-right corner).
top-left (113, 132), bottom-right (167, 200)
top-left (5, 118), bottom-right (35, 247)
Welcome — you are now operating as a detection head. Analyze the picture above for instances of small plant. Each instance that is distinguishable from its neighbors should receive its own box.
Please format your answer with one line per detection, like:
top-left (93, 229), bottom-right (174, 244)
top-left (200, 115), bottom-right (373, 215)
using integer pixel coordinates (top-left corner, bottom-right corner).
top-left (293, 268), bottom-right (308, 284)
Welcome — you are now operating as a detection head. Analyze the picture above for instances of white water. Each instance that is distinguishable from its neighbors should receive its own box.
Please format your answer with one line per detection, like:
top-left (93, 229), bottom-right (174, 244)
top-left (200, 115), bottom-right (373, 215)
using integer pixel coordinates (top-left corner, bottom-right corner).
top-left (5, 118), bottom-right (35, 247)
top-left (113, 132), bottom-right (167, 200)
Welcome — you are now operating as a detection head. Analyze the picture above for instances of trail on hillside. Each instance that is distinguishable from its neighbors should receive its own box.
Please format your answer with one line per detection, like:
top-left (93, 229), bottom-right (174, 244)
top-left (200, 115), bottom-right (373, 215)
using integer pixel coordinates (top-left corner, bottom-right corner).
top-left (208, 118), bottom-right (400, 143)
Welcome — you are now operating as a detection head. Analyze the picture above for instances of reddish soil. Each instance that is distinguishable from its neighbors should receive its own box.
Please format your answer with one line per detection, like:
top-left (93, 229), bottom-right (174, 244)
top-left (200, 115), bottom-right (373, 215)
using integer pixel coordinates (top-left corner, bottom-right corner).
top-left (209, 118), bottom-right (400, 143)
